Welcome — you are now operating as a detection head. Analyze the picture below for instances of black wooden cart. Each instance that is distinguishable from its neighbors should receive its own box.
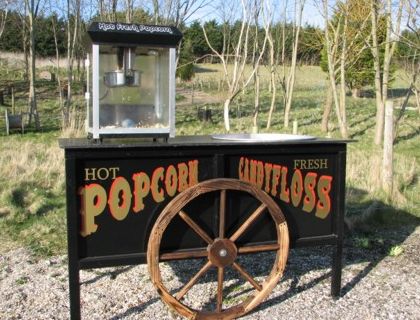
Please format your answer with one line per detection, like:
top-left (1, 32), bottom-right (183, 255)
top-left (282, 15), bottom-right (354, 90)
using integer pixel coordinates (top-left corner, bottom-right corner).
top-left (60, 136), bottom-right (347, 319)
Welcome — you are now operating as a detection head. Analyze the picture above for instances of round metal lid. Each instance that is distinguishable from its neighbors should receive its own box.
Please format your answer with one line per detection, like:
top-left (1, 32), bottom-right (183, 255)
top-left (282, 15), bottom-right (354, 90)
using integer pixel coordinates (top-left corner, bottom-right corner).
top-left (211, 133), bottom-right (316, 142)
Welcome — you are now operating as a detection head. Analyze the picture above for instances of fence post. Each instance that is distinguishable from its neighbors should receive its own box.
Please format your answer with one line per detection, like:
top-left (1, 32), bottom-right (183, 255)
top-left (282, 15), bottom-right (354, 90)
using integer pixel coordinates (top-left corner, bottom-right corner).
top-left (11, 85), bottom-right (15, 114)
top-left (293, 120), bottom-right (298, 135)
top-left (382, 100), bottom-right (394, 195)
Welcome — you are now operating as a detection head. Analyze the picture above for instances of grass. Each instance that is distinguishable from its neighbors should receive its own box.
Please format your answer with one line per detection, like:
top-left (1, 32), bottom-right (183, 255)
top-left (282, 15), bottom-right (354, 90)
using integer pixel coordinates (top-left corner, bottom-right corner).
top-left (0, 61), bottom-right (419, 257)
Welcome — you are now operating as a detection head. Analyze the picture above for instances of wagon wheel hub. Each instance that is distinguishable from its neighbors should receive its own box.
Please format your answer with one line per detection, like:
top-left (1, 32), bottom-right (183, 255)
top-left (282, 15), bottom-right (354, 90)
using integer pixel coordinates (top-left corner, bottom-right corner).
top-left (208, 238), bottom-right (237, 268)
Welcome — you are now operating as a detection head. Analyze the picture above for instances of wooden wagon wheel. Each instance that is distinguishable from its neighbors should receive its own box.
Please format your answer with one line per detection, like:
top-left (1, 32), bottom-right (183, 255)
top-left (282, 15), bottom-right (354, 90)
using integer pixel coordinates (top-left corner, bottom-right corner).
top-left (147, 178), bottom-right (289, 319)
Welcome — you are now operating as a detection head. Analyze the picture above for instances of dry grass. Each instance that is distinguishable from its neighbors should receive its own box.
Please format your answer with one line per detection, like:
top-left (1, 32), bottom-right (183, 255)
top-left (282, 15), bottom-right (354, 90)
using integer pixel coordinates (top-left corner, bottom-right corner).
top-left (0, 136), bottom-right (66, 255)
top-left (60, 109), bottom-right (86, 138)
top-left (0, 51), bottom-right (68, 69)
top-left (0, 140), bottom-right (64, 192)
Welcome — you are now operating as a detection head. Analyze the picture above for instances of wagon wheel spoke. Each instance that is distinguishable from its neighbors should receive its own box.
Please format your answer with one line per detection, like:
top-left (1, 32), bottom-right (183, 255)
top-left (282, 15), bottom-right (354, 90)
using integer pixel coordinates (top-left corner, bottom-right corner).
top-left (232, 262), bottom-right (262, 291)
top-left (217, 267), bottom-right (224, 312)
top-left (160, 248), bottom-right (207, 261)
top-left (219, 189), bottom-right (226, 238)
top-left (229, 203), bottom-right (267, 242)
top-left (178, 210), bottom-right (213, 244)
top-left (175, 260), bottom-right (213, 300)
top-left (237, 243), bottom-right (280, 254)
top-left (160, 243), bottom-right (280, 261)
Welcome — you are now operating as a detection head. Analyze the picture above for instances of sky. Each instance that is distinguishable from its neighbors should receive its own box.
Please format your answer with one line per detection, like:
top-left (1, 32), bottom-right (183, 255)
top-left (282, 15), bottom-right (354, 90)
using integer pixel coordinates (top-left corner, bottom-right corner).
top-left (186, 0), bottom-right (325, 28)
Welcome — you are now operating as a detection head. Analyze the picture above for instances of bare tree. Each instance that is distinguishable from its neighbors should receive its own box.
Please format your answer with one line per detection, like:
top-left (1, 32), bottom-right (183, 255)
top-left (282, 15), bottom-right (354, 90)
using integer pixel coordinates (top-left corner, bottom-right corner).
top-left (403, 0), bottom-right (419, 114)
top-left (203, 0), bottom-right (266, 132)
top-left (23, 0), bottom-right (42, 129)
top-left (151, 0), bottom-right (211, 27)
top-left (125, 0), bottom-right (133, 22)
top-left (50, 12), bottom-right (65, 126)
top-left (282, 0), bottom-right (305, 129)
top-left (0, 0), bottom-right (11, 40)
top-left (321, 79), bottom-right (333, 133)
top-left (263, 0), bottom-right (277, 129)
top-left (251, 0), bottom-right (263, 131)
top-left (63, 0), bottom-right (81, 126)
top-left (369, 0), bottom-right (404, 145)
top-left (322, 0), bottom-right (348, 138)
top-left (98, 0), bottom-right (118, 21)
top-left (320, 0), bottom-right (372, 139)
top-left (394, 0), bottom-right (419, 135)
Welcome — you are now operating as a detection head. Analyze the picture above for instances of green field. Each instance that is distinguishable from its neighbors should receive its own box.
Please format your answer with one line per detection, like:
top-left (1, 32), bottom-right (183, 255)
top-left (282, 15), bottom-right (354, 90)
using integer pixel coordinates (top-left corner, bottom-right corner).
top-left (0, 63), bottom-right (418, 256)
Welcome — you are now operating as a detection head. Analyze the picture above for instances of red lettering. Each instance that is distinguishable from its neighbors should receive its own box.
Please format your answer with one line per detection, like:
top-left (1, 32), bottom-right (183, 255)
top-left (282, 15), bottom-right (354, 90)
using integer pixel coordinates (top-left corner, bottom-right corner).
top-left (264, 163), bottom-right (273, 193)
top-left (256, 161), bottom-right (264, 189)
top-left (291, 169), bottom-right (303, 207)
top-left (271, 165), bottom-right (281, 197)
top-left (316, 175), bottom-right (333, 219)
top-left (303, 172), bottom-right (317, 213)
top-left (280, 166), bottom-right (290, 203)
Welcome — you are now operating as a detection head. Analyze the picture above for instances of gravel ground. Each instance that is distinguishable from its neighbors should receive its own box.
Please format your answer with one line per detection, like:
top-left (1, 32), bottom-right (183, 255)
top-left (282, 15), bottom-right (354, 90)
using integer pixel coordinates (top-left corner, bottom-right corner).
top-left (0, 225), bottom-right (419, 320)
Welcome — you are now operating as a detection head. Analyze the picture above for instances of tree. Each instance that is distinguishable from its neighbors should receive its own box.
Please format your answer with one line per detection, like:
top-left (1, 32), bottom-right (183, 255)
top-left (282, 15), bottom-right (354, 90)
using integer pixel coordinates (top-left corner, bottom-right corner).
top-left (282, 0), bottom-right (305, 129)
top-left (182, 20), bottom-right (222, 61)
top-left (151, 0), bottom-right (211, 27)
top-left (344, 0), bottom-right (375, 98)
top-left (369, 0), bottom-right (404, 145)
top-left (0, 0), bottom-right (11, 40)
top-left (320, 0), bottom-right (375, 139)
top-left (177, 37), bottom-right (195, 81)
top-left (403, 0), bottom-right (419, 114)
top-left (63, 0), bottom-right (81, 127)
top-left (322, 0), bottom-right (349, 139)
top-left (298, 24), bottom-right (323, 65)
top-left (23, 0), bottom-right (42, 129)
top-left (394, 2), bottom-right (420, 132)
top-left (0, 10), bottom-right (22, 52)
top-left (203, 0), bottom-right (266, 132)
top-left (319, 0), bottom-right (374, 133)
top-left (263, 0), bottom-right (277, 129)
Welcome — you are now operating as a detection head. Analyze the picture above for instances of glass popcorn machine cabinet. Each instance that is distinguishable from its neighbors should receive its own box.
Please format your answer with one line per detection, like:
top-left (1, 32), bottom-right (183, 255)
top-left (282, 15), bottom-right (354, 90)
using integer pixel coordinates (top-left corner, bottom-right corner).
top-left (86, 22), bottom-right (182, 139)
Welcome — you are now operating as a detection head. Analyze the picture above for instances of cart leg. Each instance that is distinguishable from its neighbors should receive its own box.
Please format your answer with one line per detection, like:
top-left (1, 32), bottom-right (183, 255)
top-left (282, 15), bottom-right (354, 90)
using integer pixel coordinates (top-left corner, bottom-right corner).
top-left (331, 242), bottom-right (342, 298)
top-left (69, 259), bottom-right (81, 319)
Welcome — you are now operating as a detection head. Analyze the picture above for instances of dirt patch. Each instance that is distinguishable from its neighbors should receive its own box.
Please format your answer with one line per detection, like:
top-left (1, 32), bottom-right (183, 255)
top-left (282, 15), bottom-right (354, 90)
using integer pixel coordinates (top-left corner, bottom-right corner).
top-left (176, 88), bottom-right (223, 107)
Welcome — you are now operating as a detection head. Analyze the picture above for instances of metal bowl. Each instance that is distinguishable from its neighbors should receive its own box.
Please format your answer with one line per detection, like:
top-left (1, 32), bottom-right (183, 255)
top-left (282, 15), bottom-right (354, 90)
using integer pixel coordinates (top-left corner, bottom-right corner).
top-left (211, 133), bottom-right (316, 142)
top-left (104, 70), bottom-right (141, 87)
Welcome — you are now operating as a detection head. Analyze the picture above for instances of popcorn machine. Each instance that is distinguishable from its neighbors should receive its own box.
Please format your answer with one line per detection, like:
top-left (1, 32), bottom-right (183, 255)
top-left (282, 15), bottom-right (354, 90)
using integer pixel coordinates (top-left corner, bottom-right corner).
top-left (85, 22), bottom-right (182, 139)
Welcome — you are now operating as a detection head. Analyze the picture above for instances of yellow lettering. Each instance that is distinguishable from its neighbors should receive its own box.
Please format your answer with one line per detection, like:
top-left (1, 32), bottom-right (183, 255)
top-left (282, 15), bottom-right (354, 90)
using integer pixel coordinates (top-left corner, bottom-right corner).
top-left (188, 160), bottom-right (199, 187)
top-left (271, 165), bottom-right (281, 197)
top-left (151, 167), bottom-right (165, 202)
top-left (132, 172), bottom-right (150, 212)
top-left (165, 165), bottom-right (178, 197)
top-left (79, 184), bottom-right (107, 237)
top-left (84, 168), bottom-right (97, 181)
top-left (177, 163), bottom-right (189, 192)
top-left (108, 177), bottom-right (132, 221)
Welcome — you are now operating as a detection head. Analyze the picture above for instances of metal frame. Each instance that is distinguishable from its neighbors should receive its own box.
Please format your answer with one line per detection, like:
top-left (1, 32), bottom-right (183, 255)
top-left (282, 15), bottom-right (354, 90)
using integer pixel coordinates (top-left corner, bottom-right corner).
top-left (61, 137), bottom-right (347, 319)
top-left (169, 48), bottom-right (176, 137)
top-left (91, 44), bottom-right (100, 139)
top-left (87, 45), bottom-right (177, 139)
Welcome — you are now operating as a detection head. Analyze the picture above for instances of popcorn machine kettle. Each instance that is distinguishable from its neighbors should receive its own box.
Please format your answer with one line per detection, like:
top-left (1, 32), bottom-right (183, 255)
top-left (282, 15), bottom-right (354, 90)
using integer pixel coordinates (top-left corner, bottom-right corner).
top-left (85, 22), bottom-right (182, 139)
